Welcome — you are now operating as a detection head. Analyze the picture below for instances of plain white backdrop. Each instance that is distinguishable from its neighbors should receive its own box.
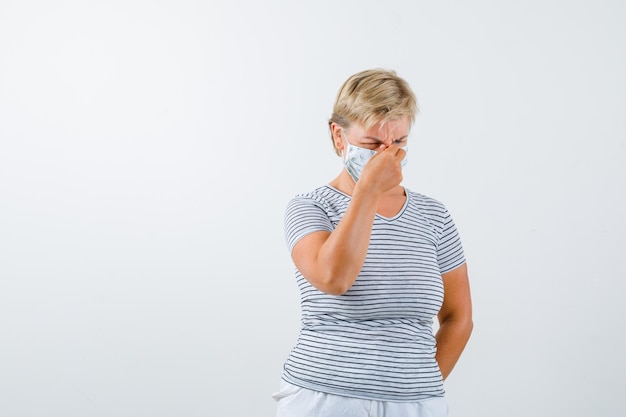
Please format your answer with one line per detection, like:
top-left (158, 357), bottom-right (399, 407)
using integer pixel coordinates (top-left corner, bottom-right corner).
top-left (1, 1), bottom-right (625, 416)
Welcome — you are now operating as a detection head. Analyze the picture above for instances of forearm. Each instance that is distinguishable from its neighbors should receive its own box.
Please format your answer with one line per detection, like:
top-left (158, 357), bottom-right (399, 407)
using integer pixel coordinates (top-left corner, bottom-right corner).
top-left (435, 316), bottom-right (473, 380)
top-left (315, 184), bottom-right (381, 293)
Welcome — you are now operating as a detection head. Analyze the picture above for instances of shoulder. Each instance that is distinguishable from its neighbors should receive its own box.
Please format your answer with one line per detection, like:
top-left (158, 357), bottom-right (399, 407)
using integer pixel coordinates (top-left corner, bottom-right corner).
top-left (405, 189), bottom-right (462, 238)
top-left (287, 185), bottom-right (348, 213)
top-left (284, 186), bottom-right (340, 249)
top-left (406, 189), bottom-right (449, 216)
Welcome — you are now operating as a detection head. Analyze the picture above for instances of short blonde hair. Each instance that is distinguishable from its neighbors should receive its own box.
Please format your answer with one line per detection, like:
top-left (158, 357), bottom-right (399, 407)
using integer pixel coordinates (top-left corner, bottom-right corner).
top-left (329, 69), bottom-right (418, 156)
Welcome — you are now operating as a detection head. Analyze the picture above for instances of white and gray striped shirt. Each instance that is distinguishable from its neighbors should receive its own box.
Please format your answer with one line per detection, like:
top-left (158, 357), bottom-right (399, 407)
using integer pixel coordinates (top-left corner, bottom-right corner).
top-left (281, 185), bottom-right (465, 402)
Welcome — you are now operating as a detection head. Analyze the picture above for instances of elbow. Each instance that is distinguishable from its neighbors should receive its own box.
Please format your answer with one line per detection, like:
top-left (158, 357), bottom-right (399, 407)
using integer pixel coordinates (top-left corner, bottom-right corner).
top-left (313, 270), bottom-right (354, 296)
top-left (463, 316), bottom-right (474, 341)
top-left (439, 312), bottom-right (473, 338)
top-left (299, 260), bottom-right (358, 295)
top-left (325, 287), bottom-right (351, 296)
top-left (317, 277), bottom-right (352, 296)
top-left (459, 313), bottom-right (474, 334)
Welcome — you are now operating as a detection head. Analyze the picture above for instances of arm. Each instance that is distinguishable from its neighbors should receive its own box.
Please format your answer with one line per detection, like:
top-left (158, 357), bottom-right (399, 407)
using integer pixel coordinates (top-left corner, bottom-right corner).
top-left (291, 186), bottom-right (379, 295)
top-left (435, 262), bottom-right (473, 380)
top-left (291, 145), bottom-right (405, 295)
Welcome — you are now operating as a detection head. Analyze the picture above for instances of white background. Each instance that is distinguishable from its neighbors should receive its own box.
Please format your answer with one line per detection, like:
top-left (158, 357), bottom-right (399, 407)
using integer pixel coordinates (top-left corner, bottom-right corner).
top-left (1, 1), bottom-right (625, 416)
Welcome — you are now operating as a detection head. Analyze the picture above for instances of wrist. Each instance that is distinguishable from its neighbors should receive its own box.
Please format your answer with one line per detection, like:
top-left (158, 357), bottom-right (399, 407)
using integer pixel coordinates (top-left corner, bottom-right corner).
top-left (352, 181), bottom-right (383, 206)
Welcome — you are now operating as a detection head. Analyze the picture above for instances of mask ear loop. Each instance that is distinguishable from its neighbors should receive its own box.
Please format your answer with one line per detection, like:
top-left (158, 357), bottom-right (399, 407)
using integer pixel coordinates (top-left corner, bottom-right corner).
top-left (340, 129), bottom-right (350, 162)
top-left (341, 130), bottom-right (357, 182)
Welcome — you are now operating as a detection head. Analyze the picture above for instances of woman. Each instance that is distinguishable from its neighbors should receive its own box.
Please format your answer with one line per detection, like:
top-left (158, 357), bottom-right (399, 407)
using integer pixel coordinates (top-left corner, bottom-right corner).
top-left (273, 69), bottom-right (473, 417)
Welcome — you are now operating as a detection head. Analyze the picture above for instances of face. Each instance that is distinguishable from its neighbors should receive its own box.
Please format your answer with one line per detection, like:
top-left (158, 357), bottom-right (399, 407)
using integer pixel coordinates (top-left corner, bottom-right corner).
top-left (332, 116), bottom-right (410, 155)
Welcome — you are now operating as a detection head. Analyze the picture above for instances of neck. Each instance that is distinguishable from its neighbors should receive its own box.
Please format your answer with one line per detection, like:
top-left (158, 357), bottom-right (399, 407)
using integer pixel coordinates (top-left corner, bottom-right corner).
top-left (329, 170), bottom-right (404, 197)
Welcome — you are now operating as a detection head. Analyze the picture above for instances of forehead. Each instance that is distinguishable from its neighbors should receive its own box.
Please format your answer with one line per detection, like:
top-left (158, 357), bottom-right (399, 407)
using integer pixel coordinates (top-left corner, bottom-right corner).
top-left (359, 117), bottom-right (410, 137)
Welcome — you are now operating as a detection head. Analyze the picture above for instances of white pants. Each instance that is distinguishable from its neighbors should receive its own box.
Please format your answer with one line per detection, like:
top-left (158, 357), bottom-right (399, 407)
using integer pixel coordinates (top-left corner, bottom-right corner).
top-left (272, 381), bottom-right (448, 417)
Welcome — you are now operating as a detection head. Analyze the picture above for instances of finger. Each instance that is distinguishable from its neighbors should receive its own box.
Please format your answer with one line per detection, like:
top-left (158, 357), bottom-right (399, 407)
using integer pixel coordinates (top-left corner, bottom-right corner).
top-left (368, 144), bottom-right (386, 160)
top-left (386, 144), bottom-right (403, 154)
top-left (385, 144), bottom-right (405, 159)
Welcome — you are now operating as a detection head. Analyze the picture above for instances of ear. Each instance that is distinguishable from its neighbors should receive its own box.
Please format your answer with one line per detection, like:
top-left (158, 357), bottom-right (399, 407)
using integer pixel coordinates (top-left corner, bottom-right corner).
top-left (330, 122), bottom-right (345, 152)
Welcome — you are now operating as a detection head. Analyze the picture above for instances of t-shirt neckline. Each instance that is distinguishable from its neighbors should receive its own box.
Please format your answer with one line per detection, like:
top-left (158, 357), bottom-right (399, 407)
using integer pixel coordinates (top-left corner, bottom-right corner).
top-left (323, 184), bottom-right (410, 222)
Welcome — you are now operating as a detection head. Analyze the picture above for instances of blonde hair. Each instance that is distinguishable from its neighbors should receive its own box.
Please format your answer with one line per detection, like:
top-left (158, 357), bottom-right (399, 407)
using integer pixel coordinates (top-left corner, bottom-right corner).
top-left (329, 69), bottom-right (418, 156)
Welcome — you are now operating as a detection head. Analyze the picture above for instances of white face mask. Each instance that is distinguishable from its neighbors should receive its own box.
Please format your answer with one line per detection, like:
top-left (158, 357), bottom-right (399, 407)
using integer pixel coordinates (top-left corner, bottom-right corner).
top-left (343, 140), bottom-right (408, 183)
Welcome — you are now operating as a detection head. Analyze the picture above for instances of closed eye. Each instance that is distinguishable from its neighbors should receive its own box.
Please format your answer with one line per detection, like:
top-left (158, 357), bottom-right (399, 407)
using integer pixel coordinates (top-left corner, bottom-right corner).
top-left (363, 136), bottom-right (408, 145)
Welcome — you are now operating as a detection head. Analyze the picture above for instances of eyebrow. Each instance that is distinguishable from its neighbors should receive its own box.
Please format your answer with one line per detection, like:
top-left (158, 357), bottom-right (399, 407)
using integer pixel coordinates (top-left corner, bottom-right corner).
top-left (363, 135), bottom-right (408, 143)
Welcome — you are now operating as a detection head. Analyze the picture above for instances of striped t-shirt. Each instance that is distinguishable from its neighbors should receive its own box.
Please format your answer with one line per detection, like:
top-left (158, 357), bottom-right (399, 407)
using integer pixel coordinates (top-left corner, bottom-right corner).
top-left (281, 185), bottom-right (465, 402)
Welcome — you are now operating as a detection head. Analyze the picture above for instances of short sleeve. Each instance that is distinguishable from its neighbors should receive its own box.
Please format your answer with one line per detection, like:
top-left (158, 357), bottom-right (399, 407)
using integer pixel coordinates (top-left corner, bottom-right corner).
top-left (284, 195), bottom-right (334, 252)
top-left (437, 210), bottom-right (466, 274)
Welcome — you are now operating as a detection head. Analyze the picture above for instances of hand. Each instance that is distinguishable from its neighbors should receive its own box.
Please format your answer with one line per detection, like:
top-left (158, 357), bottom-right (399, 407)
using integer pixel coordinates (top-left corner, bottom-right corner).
top-left (357, 144), bottom-right (405, 194)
